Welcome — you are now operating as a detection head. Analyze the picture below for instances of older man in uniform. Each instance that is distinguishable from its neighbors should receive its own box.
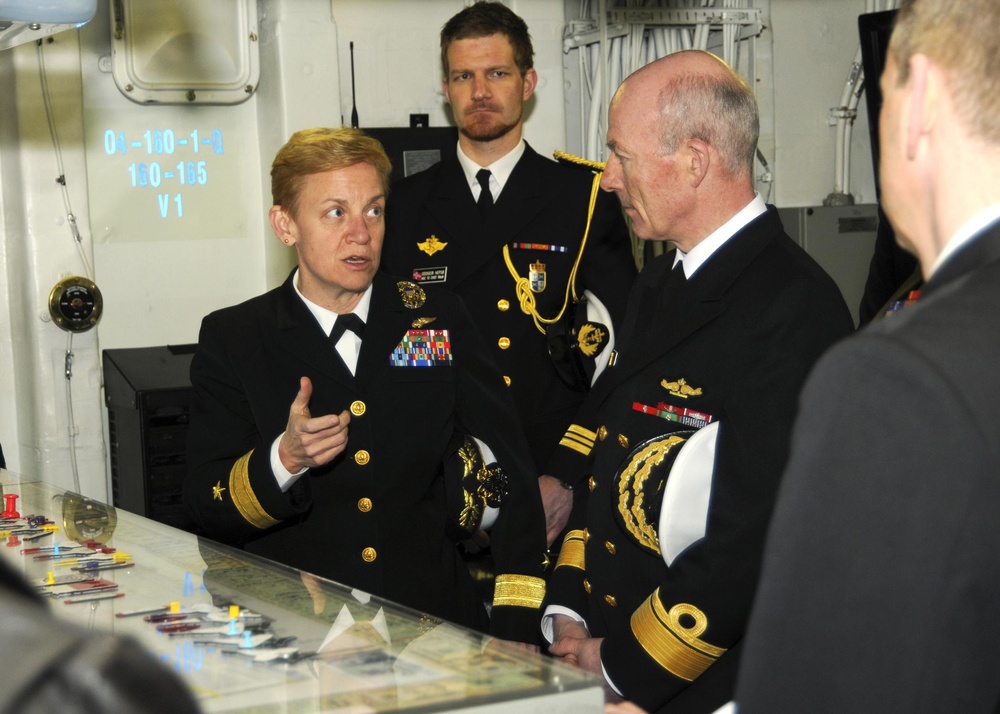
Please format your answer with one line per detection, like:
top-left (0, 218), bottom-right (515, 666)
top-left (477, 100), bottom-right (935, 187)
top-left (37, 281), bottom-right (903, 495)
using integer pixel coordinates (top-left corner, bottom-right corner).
top-left (542, 51), bottom-right (853, 712)
top-left (381, 1), bottom-right (637, 546)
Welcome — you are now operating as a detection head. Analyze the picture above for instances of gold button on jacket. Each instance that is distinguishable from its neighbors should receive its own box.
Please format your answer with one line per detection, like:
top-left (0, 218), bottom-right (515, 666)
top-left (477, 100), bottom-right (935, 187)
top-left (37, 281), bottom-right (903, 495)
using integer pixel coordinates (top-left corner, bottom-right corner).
top-left (361, 547), bottom-right (377, 562)
top-left (354, 450), bottom-right (370, 465)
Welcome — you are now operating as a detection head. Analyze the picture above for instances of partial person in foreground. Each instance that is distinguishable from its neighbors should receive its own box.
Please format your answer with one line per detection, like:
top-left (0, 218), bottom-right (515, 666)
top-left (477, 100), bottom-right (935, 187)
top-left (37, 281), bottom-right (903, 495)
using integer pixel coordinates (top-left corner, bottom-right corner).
top-left (0, 557), bottom-right (201, 713)
top-left (542, 50), bottom-right (853, 712)
top-left (184, 127), bottom-right (546, 645)
top-left (735, 0), bottom-right (1000, 710)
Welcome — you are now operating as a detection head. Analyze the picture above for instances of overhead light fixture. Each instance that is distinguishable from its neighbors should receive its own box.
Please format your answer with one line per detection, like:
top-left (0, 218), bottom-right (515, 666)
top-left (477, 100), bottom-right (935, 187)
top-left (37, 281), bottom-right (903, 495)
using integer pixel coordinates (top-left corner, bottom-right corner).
top-left (0, 0), bottom-right (97, 51)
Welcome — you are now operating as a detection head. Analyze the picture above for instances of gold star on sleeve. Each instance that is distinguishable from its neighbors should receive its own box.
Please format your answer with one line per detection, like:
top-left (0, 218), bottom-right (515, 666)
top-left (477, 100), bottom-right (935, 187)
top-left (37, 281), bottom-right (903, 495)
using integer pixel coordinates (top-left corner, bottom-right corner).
top-left (212, 481), bottom-right (226, 501)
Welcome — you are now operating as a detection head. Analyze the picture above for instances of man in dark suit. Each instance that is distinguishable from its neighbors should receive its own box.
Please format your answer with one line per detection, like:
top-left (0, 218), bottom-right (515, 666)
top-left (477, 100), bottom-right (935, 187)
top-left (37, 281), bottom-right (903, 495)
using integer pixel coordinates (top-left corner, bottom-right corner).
top-left (184, 127), bottom-right (547, 645)
top-left (541, 51), bottom-right (853, 712)
top-left (735, 1), bottom-right (1000, 710)
top-left (381, 1), bottom-right (637, 546)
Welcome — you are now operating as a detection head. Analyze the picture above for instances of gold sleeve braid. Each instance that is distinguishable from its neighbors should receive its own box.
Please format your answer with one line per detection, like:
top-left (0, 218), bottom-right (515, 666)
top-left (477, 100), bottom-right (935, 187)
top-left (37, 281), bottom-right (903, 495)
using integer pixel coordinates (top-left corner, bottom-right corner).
top-left (559, 424), bottom-right (597, 457)
top-left (555, 529), bottom-right (587, 571)
top-left (228, 450), bottom-right (281, 529)
top-left (630, 590), bottom-right (727, 682)
top-left (493, 574), bottom-right (546, 609)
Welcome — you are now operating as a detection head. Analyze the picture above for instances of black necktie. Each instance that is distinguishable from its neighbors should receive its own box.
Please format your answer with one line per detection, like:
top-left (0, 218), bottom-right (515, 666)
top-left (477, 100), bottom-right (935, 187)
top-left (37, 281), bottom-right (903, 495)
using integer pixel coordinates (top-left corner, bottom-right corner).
top-left (476, 169), bottom-right (493, 213)
top-left (329, 312), bottom-right (365, 347)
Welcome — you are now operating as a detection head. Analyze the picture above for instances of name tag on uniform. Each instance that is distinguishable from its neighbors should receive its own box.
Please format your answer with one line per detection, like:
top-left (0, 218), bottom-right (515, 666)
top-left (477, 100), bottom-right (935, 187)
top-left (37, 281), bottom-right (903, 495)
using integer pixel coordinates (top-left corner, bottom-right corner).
top-left (412, 266), bottom-right (448, 284)
top-left (390, 329), bottom-right (454, 367)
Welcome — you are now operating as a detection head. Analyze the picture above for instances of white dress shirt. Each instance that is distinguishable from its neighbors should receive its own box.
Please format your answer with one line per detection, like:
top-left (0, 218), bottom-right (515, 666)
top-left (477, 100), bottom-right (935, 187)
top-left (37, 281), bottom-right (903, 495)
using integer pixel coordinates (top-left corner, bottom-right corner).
top-left (456, 138), bottom-right (526, 204)
top-left (270, 271), bottom-right (373, 491)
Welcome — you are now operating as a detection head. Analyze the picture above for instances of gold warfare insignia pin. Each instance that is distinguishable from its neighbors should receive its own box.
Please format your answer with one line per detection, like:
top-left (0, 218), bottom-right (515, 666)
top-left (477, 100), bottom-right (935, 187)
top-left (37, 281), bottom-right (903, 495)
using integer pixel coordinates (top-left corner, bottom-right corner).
top-left (412, 316), bottom-right (436, 328)
top-left (529, 261), bottom-right (546, 292)
top-left (397, 280), bottom-right (427, 309)
top-left (661, 377), bottom-right (703, 399)
top-left (212, 481), bottom-right (226, 501)
top-left (576, 322), bottom-right (607, 357)
top-left (417, 235), bottom-right (448, 256)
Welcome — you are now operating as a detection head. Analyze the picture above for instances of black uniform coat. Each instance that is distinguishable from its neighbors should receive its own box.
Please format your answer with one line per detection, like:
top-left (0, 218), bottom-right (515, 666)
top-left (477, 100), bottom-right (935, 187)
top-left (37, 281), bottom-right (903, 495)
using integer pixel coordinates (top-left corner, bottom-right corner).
top-left (736, 221), bottom-right (1000, 712)
top-left (546, 207), bottom-right (854, 712)
top-left (184, 271), bottom-right (547, 643)
top-left (382, 143), bottom-right (637, 468)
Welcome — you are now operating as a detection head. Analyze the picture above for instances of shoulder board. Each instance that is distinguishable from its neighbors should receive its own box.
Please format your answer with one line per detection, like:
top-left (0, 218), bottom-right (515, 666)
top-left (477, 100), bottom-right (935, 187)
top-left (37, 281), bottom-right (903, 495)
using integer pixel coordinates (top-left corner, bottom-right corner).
top-left (553, 149), bottom-right (606, 173)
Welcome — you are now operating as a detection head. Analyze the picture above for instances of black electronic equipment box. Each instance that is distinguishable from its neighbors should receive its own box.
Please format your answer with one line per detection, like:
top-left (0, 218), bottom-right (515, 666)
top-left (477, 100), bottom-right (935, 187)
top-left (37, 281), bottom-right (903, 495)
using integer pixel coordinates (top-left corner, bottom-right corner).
top-left (103, 344), bottom-right (200, 533)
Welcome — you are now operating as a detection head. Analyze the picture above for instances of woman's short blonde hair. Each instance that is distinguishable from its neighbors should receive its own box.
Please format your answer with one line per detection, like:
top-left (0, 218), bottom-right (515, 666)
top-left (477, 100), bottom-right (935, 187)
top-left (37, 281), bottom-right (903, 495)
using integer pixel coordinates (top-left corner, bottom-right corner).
top-left (270, 127), bottom-right (392, 217)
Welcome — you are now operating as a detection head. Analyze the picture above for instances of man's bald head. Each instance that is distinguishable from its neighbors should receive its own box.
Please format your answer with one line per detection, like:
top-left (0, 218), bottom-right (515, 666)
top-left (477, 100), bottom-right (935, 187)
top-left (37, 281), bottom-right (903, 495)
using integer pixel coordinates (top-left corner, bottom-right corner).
top-left (612, 50), bottom-right (759, 179)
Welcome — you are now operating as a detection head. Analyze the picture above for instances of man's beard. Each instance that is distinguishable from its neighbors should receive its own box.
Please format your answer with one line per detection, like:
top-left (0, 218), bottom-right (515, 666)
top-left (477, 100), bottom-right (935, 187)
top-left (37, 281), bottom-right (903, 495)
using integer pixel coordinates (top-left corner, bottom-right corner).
top-left (459, 111), bottom-right (520, 143)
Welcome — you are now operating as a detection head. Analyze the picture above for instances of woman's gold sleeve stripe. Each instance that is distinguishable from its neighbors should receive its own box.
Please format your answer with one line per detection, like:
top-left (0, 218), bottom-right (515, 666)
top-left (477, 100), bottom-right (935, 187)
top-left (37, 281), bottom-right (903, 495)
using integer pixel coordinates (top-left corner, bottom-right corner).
top-left (229, 450), bottom-right (280, 529)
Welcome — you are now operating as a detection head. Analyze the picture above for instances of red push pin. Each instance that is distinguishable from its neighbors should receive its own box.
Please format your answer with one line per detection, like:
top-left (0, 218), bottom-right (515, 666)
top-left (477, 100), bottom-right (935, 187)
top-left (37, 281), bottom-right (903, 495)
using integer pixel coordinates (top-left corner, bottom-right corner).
top-left (2, 493), bottom-right (19, 519)
top-left (7, 534), bottom-right (20, 548)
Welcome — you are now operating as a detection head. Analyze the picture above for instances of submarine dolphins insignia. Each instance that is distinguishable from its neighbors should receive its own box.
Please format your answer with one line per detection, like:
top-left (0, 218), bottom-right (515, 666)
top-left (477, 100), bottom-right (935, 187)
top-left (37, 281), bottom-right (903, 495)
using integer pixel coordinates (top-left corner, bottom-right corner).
top-left (661, 378), bottom-right (703, 399)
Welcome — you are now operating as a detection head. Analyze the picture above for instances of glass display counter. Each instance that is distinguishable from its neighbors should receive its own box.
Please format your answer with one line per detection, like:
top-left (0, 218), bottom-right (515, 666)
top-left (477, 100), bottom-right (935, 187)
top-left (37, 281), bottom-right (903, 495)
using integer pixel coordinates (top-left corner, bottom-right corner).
top-left (0, 473), bottom-right (603, 712)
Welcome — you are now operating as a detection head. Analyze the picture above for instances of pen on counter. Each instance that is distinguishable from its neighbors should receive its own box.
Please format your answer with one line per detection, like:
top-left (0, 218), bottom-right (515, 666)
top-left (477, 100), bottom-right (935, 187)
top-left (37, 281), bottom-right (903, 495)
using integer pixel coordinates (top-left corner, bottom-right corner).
top-left (34, 551), bottom-right (96, 561)
top-left (116, 604), bottom-right (174, 618)
top-left (64, 592), bottom-right (126, 605)
top-left (21, 531), bottom-right (54, 542)
top-left (22, 543), bottom-right (86, 555)
top-left (158, 622), bottom-right (202, 633)
top-left (45, 580), bottom-right (118, 600)
top-left (144, 613), bottom-right (192, 623)
top-left (55, 551), bottom-right (130, 569)
top-left (52, 557), bottom-right (113, 568)
top-left (70, 561), bottom-right (134, 573)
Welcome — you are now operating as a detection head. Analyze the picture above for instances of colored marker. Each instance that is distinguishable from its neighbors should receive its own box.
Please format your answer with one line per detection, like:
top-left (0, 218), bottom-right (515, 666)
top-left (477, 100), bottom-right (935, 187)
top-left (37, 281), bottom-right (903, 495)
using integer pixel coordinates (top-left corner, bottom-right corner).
top-left (64, 592), bottom-right (126, 605)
